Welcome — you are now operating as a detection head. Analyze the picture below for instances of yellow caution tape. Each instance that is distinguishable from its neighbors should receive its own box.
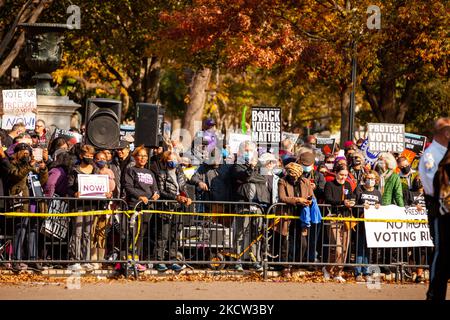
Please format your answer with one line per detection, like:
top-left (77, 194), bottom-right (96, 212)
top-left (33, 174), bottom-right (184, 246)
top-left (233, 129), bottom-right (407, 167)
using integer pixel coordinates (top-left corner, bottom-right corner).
top-left (0, 209), bottom-right (429, 224)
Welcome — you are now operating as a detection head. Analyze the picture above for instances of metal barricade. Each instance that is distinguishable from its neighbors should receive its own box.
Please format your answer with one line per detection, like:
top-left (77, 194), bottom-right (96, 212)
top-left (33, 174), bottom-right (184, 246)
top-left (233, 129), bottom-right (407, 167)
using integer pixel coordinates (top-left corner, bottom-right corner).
top-left (131, 200), bottom-right (267, 275)
top-left (0, 196), bottom-right (130, 272)
top-left (265, 203), bottom-right (433, 282)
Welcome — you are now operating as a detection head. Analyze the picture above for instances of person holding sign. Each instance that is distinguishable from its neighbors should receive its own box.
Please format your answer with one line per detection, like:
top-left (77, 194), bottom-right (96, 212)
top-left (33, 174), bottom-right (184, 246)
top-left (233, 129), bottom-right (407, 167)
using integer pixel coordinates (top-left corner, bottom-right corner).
top-left (66, 144), bottom-right (103, 272)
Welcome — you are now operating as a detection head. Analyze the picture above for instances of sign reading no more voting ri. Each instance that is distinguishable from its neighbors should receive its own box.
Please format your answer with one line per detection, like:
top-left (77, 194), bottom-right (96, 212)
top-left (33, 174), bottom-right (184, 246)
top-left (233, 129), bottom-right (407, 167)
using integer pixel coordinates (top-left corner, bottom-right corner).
top-left (367, 123), bottom-right (405, 153)
top-left (364, 205), bottom-right (433, 248)
top-left (251, 107), bottom-right (281, 146)
top-left (1, 89), bottom-right (37, 130)
top-left (78, 174), bottom-right (110, 198)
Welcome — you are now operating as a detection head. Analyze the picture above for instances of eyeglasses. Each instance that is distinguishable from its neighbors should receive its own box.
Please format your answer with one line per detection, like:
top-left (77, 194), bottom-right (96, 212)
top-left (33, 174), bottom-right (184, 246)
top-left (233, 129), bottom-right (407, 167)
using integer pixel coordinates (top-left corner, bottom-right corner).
top-left (35, 125), bottom-right (44, 128)
top-left (325, 161), bottom-right (334, 164)
top-left (136, 154), bottom-right (148, 158)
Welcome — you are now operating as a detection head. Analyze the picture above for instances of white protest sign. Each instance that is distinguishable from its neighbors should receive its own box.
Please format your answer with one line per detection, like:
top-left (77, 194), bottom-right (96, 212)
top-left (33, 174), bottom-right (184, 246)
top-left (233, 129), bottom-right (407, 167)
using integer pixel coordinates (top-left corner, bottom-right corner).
top-left (1, 89), bottom-right (37, 129)
top-left (228, 133), bottom-right (251, 154)
top-left (282, 132), bottom-right (299, 145)
top-left (78, 174), bottom-right (109, 198)
top-left (251, 107), bottom-right (281, 144)
top-left (367, 123), bottom-right (405, 153)
top-left (364, 205), bottom-right (433, 248)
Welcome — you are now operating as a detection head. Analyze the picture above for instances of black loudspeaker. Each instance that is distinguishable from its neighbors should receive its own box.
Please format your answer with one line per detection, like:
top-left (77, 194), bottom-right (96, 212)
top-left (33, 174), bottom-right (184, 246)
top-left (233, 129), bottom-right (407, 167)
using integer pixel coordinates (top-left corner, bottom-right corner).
top-left (135, 103), bottom-right (164, 148)
top-left (85, 98), bottom-right (122, 149)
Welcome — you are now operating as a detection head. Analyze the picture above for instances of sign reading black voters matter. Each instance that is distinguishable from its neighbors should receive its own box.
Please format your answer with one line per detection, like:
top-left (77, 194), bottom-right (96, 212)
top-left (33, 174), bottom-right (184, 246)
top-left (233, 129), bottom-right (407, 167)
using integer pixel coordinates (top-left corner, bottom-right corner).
top-left (251, 107), bottom-right (281, 144)
top-left (1, 89), bottom-right (37, 130)
top-left (367, 123), bottom-right (405, 153)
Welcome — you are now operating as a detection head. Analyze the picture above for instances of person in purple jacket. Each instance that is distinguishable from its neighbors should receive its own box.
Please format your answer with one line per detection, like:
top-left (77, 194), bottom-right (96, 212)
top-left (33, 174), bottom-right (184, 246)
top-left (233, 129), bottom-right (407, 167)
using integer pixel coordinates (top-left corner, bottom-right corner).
top-left (43, 151), bottom-right (72, 197)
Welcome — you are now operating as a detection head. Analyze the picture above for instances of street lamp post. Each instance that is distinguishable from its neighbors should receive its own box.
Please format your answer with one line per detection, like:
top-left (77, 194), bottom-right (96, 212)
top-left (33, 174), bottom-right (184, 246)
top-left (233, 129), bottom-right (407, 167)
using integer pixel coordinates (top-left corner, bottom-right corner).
top-left (348, 40), bottom-right (357, 142)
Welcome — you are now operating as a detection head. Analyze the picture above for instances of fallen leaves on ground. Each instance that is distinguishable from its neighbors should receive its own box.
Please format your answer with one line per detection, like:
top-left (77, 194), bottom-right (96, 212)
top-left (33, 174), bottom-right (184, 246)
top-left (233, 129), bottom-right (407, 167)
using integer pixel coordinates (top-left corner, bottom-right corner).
top-left (0, 270), bottom-right (410, 286)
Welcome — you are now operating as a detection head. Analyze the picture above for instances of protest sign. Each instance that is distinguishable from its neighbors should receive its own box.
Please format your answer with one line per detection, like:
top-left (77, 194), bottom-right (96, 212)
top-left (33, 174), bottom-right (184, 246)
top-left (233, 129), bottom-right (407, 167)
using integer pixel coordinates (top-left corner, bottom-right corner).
top-left (251, 107), bottom-right (281, 145)
top-left (1, 89), bottom-right (37, 129)
top-left (52, 128), bottom-right (83, 145)
top-left (316, 137), bottom-right (335, 155)
top-left (40, 197), bottom-right (69, 240)
top-left (281, 132), bottom-right (300, 145)
top-left (360, 138), bottom-right (380, 165)
top-left (367, 123), bottom-right (405, 153)
top-left (228, 133), bottom-right (251, 154)
top-left (404, 133), bottom-right (427, 154)
top-left (364, 205), bottom-right (433, 248)
top-left (78, 174), bottom-right (110, 198)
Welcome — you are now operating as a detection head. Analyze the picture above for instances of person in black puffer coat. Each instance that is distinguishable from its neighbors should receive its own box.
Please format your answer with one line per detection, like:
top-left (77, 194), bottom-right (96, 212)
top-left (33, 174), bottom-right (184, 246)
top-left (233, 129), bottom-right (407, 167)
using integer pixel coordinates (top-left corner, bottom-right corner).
top-left (155, 151), bottom-right (192, 272)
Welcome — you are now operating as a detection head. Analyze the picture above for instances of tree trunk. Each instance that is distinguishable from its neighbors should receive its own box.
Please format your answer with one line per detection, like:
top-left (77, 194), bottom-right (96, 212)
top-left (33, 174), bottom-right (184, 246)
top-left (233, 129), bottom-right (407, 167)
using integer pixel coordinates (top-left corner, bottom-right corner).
top-left (339, 85), bottom-right (351, 147)
top-left (143, 56), bottom-right (161, 104)
top-left (182, 67), bottom-right (212, 140)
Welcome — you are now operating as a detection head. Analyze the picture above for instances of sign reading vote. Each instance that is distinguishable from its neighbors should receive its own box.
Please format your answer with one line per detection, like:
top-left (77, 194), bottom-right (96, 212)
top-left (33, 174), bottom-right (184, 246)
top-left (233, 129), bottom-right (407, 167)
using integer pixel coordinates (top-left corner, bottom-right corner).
top-left (367, 123), bottom-right (405, 153)
top-left (364, 205), bottom-right (433, 248)
top-left (251, 107), bottom-right (281, 144)
top-left (1, 89), bottom-right (37, 129)
top-left (404, 133), bottom-right (427, 154)
top-left (78, 174), bottom-right (110, 198)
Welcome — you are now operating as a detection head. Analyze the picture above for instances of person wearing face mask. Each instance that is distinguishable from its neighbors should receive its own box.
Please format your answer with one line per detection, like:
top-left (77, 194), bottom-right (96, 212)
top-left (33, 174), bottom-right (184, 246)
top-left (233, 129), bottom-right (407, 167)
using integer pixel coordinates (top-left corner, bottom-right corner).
top-left (276, 162), bottom-right (315, 277)
top-left (87, 151), bottom-right (117, 270)
top-left (349, 152), bottom-right (366, 187)
top-left (231, 141), bottom-right (270, 272)
top-left (298, 152), bottom-right (325, 200)
top-left (397, 156), bottom-right (419, 206)
top-left (155, 151), bottom-right (191, 272)
top-left (354, 170), bottom-right (382, 282)
top-left (112, 141), bottom-right (135, 199)
top-left (375, 152), bottom-right (404, 207)
top-left (190, 147), bottom-right (232, 217)
top-left (8, 142), bottom-right (48, 272)
top-left (66, 144), bottom-right (102, 272)
top-left (323, 164), bottom-right (355, 283)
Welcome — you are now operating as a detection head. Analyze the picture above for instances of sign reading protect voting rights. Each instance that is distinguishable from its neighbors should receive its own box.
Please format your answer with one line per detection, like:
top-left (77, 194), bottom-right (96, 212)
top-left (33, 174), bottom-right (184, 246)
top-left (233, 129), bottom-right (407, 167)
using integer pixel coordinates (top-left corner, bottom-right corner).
top-left (251, 107), bottom-right (281, 145)
top-left (367, 123), bottom-right (405, 153)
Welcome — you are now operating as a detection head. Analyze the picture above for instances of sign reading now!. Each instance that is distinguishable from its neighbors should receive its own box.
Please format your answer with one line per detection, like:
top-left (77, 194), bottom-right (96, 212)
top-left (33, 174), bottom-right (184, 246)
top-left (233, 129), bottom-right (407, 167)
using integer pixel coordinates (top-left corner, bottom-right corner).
top-left (364, 205), bottom-right (433, 248)
top-left (77, 174), bottom-right (110, 198)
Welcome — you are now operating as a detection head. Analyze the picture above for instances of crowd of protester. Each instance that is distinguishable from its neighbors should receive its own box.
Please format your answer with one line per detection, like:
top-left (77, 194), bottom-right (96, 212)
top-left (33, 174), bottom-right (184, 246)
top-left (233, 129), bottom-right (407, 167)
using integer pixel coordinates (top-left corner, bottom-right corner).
top-left (0, 117), bottom-right (449, 288)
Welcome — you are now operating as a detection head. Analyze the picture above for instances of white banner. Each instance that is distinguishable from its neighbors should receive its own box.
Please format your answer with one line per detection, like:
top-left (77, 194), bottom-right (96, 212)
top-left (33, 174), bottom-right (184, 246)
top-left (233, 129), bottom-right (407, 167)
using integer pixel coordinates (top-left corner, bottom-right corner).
top-left (228, 133), bottom-right (251, 154)
top-left (78, 174), bottom-right (109, 198)
top-left (1, 89), bottom-right (37, 130)
top-left (364, 205), bottom-right (433, 248)
top-left (281, 132), bottom-right (299, 145)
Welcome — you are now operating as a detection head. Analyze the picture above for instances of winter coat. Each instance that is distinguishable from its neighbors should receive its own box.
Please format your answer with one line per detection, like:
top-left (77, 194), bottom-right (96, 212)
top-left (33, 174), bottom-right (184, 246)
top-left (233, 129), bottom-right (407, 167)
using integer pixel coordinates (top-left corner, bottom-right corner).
top-left (190, 164), bottom-right (232, 201)
top-left (276, 177), bottom-right (314, 236)
top-left (381, 171), bottom-right (404, 206)
top-left (230, 164), bottom-right (270, 205)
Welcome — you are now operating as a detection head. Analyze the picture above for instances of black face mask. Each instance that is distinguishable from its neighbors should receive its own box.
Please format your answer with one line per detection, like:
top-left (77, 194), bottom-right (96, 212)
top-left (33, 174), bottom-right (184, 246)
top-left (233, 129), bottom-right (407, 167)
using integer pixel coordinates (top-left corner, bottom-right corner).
top-left (20, 156), bottom-right (30, 164)
top-left (82, 157), bottom-right (94, 165)
top-left (400, 166), bottom-right (411, 175)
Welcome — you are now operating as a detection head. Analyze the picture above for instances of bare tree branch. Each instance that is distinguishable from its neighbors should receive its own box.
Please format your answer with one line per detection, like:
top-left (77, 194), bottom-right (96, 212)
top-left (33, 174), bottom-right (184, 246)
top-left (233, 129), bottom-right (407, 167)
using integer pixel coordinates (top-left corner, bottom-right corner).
top-left (0, 0), bottom-right (33, 59)
top-left (0, 0), bottom-right (52, 78)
